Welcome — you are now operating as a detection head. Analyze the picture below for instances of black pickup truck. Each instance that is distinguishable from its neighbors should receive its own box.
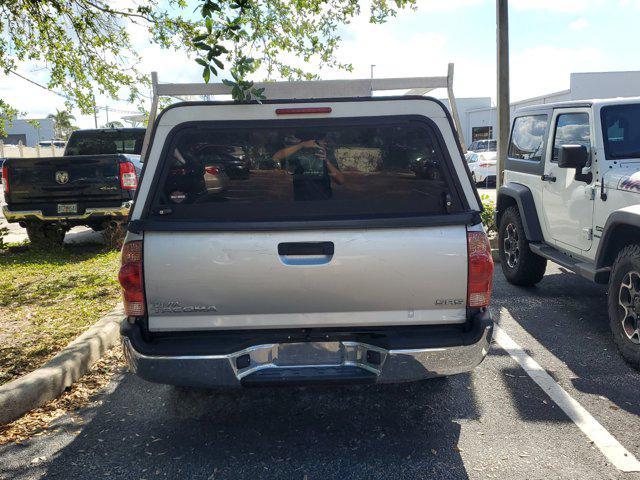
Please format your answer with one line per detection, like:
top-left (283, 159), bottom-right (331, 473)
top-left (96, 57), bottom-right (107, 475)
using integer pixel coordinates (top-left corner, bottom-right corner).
top-left (2, 128), bottom-right (145, 245)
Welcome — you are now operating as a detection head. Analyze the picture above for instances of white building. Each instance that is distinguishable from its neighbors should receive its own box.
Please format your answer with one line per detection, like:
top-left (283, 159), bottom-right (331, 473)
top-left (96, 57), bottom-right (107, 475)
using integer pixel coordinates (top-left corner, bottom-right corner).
top-left (438, 97), bottom-right (493, 146)
top-left (464, 70), bottom-right (640, 148)
top-left (2, 118), bottom-right (56, 147)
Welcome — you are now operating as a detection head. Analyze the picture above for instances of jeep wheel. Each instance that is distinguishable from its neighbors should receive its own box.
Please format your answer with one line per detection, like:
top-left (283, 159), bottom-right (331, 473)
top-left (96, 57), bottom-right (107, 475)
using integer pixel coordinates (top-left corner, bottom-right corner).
top-left (26, 224), bottom-right (66, 248)
top-left (608, 245), bottom-right (640, 370)
top-left (498, 206), bottom-right (547, 286)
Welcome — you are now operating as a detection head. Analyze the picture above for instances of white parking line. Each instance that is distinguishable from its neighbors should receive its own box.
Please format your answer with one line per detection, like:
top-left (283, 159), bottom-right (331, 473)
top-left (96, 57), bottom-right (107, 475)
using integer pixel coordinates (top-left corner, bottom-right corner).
top-left (494, 325), bottom-right (640, 473)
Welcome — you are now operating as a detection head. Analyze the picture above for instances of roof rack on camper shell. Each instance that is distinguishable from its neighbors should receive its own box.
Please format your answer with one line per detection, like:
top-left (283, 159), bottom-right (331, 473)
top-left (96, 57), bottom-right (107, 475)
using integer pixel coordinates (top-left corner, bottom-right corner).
top-left (140, 63), bottom-right (466, 158)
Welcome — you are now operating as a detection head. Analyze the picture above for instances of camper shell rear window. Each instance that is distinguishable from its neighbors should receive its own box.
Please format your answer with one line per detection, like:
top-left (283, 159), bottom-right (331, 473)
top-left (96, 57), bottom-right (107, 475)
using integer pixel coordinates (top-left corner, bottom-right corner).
top-left (144, 116), bottom-right (467, 225)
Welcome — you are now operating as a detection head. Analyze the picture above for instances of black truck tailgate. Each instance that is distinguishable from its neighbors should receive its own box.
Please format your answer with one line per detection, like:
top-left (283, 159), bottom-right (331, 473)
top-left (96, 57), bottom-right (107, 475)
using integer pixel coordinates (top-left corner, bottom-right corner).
top-left (4, 154), bottom-right (130, 209)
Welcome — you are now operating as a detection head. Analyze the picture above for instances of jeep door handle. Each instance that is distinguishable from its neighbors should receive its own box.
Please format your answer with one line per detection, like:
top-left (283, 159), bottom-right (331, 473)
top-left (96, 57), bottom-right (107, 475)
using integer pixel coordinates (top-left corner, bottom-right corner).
top-left (541, 174), bottom-right (557, 183)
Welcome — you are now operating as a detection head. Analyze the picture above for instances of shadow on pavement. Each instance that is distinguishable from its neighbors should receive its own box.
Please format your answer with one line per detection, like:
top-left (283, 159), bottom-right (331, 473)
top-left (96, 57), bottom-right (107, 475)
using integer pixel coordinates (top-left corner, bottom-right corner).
top-left (2, 372), bottom-right (481, 480)
top-left (492, 267), bottom-right (640, 419)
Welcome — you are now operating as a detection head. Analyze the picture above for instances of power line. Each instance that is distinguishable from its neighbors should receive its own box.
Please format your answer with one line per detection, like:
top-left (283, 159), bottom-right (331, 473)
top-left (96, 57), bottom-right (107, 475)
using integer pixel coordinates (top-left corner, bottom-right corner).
top-left (8, 69), bottom-right (73, 101)
top-left (7, 69), bottom-right (143, 115)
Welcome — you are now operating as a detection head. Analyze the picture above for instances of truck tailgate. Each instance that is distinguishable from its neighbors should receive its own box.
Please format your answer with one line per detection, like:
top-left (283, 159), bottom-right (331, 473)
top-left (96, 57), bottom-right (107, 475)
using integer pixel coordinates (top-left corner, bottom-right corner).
top-left (5, 155), bottom-right (124, 205)
top-left (144, 226), bottom-right (468, 331)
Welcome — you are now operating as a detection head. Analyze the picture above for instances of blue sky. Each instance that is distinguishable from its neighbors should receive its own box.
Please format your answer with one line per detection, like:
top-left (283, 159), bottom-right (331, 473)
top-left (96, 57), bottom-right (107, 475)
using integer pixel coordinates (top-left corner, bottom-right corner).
top-left (2, 0), bottom-right (640, 128)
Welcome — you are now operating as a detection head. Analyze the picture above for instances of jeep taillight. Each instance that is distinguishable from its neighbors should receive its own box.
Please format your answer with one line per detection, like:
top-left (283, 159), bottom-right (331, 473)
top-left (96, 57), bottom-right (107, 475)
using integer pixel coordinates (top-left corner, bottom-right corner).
top-left (118, 241), bottom-right (145, 316)
top-left (2, 163), bottom-right (8, 194)
top-left (467, 231), bottom-right (494, 308)
top-left (119, 161), bottom-right (138, 190)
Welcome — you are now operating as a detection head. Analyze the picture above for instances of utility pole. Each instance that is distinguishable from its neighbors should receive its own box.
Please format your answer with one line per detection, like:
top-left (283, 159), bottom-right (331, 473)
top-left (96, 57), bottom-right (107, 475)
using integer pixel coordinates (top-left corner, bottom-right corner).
top-left (92, 94), bottom-right (98, 128)
top-left (105, 105), bottom-right (109, 125)
top-left (496, 0), bottom-right (510, 190)
top-left (370, 64), bottom-right (376, 95)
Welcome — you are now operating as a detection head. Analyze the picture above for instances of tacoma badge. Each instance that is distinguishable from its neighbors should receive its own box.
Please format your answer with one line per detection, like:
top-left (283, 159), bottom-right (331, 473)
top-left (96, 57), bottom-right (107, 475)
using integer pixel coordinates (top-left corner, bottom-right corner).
top-left (152, 302), bottom-right (218, 314)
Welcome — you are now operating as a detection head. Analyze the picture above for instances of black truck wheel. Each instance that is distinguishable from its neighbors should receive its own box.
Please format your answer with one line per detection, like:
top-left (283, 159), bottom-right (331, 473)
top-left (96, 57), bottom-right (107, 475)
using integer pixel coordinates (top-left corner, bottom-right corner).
top-left (498, 206), bottom-right (547, 286)
top-left (26, 224), bottom-right (67, 247)
top-left (608, 244), bottom-right (640, 371)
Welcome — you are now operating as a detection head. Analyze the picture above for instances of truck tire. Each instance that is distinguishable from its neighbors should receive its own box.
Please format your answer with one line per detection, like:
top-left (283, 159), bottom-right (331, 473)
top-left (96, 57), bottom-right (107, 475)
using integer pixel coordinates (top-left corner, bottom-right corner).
top-left (498, 206), bottom-right (547, 286)
top-left (608, 244), bottom-right (640, 371)
top-left (26, 224), bottom-right (66, 247)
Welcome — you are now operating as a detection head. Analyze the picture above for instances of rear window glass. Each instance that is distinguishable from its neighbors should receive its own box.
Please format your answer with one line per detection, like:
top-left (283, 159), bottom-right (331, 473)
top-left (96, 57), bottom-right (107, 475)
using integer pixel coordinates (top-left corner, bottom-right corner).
top-left (508, 115), bottom-right (548, 161)
top-left (601, 104), bottom-right (640, 159)
top-left (149, 118), bottom-right (462, 223)
top-left (65, 130), bottom-right (145, 156)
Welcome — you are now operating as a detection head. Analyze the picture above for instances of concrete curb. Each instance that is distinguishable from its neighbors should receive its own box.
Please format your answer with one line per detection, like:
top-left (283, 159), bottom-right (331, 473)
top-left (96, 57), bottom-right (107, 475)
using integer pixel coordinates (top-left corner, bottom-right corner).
top-left (0, 305), bottom-right (125, 426)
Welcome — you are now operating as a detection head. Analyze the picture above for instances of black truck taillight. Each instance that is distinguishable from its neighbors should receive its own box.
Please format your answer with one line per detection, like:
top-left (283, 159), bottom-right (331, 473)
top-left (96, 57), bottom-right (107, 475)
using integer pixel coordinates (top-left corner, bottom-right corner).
top-left (467, 231), bottom-right (494, 308)
top-left (118, 241), bottom-right (145, 316)
top-left (119, 161), bottom-right (138, 190)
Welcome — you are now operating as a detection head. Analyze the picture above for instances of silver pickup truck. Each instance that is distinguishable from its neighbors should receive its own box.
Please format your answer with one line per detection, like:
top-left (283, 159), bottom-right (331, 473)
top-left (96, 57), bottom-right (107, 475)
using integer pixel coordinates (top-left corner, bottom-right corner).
top-left (118, 97), bottom-right (494, 388)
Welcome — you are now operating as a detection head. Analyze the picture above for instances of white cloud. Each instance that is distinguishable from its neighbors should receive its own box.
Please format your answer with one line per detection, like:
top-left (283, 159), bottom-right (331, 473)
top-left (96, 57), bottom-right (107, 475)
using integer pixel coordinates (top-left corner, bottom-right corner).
top-left (320, 17), bottom-right (497, 100)
top-left (569, 18), bottom-right (590, 30)
top-left (510, 45), bottom-right (607, 100)
top-left (510, 0), bottom-right (596, 13)
top-left (412, 0), bottom-right (485, 12)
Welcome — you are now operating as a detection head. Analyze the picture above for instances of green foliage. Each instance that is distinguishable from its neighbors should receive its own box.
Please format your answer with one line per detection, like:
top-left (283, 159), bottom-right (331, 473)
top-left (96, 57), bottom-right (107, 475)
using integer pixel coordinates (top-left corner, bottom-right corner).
top-left (0, 0), bottom-right (198, 135)
top-left (47, 109), bottom-right (77, 139)
top-left (102, 121), bottom-right (124, 129)
top-left (1, 0), bottom-right (417, 120)
top-left (480, 194), bottom-right (497, 234)
top-left (191, 0), bottom-right (416, 100)
top-left (0, 245), bottom-right (121, 383)
top-left (0, 100), bottom-right (19, 140)
top-left (0, 227), bottom-right (9, 251)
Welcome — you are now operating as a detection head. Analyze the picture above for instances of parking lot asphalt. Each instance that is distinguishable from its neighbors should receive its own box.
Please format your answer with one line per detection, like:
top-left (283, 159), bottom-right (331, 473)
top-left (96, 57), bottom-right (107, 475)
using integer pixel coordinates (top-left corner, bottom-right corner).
top-left (1, 262), bottom-right (639, 480)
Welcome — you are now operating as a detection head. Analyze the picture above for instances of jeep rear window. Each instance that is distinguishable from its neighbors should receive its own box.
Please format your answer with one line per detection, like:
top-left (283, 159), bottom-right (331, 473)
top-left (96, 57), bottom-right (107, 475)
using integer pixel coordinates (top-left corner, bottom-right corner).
top-left (601, 104), bottom-right (640, 159)
top-left (508, 115), bottom-right (548, 161)
top-left (148, 118), bottom-right (463, 223)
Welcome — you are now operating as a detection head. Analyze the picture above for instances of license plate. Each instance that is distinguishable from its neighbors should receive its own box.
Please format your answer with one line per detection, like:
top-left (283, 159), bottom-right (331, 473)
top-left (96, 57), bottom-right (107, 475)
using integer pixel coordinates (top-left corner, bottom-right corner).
top-left (57, 203), bottom-right (78, 214)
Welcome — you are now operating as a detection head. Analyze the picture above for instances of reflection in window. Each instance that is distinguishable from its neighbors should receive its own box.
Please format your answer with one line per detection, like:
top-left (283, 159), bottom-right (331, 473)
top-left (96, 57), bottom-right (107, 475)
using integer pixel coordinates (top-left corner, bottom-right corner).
top-left (553, 113), bottom-right (591, 161)
top-left (508, 115), bottom-right (548, 161)
top-left (152, 121), bottom-right (461, 222)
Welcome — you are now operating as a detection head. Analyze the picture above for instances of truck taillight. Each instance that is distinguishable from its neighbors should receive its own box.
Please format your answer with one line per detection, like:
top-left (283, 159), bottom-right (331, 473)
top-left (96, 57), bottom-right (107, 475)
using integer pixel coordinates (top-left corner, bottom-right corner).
top-left (2, 164), bottom-right (8, 194)
top-left (119, 161), bottom-right (138, 190)
top-left (118, 241), bottom-right (145, 316)
top-left (205, 166), bottom-right (220, 175)
top-left (275, 107), bottom-right (332, 115)
top-left (467, 231), bottom-right (494, 308)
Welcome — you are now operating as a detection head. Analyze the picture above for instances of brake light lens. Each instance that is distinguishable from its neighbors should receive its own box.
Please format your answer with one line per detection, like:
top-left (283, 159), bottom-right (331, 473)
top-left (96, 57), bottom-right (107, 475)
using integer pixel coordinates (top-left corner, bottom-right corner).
top-left (479, 163), bottom-right (493, 168)
top-left (275, 107), bottom-right (332, 115)
top-left (467, 231), bottom-right (494, 308)
top-left (2, 163), bottom-right (8, 194)
top-left (118, 241), bottom-right (145, 316)
top-left (119, 161), bottom-right (138, 190)
top-left (205, 165), bottom-right (220, 175)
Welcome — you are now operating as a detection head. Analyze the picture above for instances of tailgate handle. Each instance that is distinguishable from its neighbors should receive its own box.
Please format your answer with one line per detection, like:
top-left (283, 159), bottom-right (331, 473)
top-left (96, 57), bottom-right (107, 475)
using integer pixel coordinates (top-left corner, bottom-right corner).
top-left (278, 242), bottom-right (334, 256)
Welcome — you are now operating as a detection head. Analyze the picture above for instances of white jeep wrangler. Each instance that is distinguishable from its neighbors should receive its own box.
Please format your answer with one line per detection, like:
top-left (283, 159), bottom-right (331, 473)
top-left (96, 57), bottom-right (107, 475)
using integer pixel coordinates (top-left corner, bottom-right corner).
top-left (497, 97), bottom-right (640, 370)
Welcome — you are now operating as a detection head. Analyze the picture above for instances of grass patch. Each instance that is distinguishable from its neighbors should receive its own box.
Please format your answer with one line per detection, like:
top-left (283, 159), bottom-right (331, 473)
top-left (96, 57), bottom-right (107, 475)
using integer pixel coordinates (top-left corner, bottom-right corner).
top-left (0, 245), bottom-right (121, 384)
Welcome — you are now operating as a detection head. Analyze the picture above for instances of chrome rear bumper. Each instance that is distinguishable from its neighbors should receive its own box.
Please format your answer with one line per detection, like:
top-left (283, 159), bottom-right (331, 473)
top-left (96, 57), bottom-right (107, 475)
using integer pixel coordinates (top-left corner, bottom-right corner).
top-left (121, 316), bottom-right (493, 387)
top-left (2, 201), bottom-right (132, 222)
